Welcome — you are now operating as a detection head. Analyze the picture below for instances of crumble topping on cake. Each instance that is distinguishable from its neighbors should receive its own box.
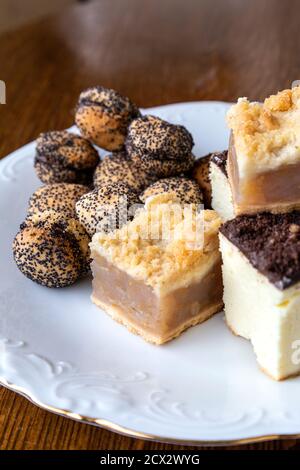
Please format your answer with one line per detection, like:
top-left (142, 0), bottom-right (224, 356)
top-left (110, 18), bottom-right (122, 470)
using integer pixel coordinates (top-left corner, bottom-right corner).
top-left (227, 86), bottom-right (300, 169)
top-left (220, 211), bottom-right (300, 289)
top-left (91, 194), bottom-right (221, 290)
top-left (264, 89), bottom-right (293, 113)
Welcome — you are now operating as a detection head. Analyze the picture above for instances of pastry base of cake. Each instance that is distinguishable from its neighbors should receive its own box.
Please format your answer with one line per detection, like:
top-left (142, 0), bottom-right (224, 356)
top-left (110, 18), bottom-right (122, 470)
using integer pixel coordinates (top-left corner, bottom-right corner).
top-left (92, 294), bottom-right (223, 344)
top-left (233, 200), bottom-right (300, 216)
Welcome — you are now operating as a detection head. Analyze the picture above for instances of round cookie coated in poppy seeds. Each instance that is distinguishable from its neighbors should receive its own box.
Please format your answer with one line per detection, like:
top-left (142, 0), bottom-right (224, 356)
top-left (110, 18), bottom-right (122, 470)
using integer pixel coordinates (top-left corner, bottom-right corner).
top-left (130, 151), bottom-right (195, 178)
top-left (76, 182), bottom-right (140, 236)
top-left (126, 115), bottom-right (194, 161)
top-left (27, 183), bottom-right (89, 220)
top-left (191, 155), bottom-right (213, 208)
top-left (93, 152), bottom-right (156, 192)
top-left (24, 210), bottom-right (91, 275)
top-left (140, 177), bottom-right (204, 205)
top-left (34, 130), bottom-right (99, 185)
top-left (13, 214), bottom-right (90, 288)
top-left (75, 86), bottom-right (140, 151)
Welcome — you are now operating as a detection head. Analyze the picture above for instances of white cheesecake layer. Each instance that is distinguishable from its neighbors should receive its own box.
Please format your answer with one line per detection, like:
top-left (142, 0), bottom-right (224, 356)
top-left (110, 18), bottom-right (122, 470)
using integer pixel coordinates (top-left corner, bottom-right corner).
top-left (220, 234), bottom-right (300, 380)
top-left (210, 162), bottom-right (235, 222)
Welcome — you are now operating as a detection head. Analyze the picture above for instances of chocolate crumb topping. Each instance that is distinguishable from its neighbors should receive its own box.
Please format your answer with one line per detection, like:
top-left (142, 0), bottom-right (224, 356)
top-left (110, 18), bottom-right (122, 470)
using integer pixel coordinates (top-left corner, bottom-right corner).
top-left (210, 150), bottom-right (228, 176)
top-left (220, 211), bottom-right (300, 290)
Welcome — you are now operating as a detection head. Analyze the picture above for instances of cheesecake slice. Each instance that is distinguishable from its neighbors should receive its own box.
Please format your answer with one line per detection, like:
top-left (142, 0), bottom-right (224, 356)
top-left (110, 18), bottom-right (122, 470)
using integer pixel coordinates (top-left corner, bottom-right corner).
top-left (219, 212), bottom-right (300, 380)
top-left (90, 194), bottom-right (223, 344)
top-left (210, 151), bottom-right (234, 222)
top-left (227, 86), bottom-right (300, 215)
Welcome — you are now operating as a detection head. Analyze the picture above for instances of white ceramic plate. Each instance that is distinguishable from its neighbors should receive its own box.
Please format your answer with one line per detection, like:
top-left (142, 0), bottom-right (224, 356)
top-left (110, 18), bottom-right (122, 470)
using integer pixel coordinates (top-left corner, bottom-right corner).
top-left (1, 101), bottom-right (300, 446)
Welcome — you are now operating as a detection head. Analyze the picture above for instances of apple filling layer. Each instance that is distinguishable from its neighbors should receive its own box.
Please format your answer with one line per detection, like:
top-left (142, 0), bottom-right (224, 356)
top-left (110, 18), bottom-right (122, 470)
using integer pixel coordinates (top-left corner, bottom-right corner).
top-left (228, 139), bottom-right (300, 215)
top-left (91, 254), bottom-right (223, 344)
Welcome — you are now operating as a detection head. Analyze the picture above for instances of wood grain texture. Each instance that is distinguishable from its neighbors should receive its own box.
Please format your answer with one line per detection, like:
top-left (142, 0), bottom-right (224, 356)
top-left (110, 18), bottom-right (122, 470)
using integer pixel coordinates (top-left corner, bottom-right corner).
top-left (1, 0), bottom-right (300, 450)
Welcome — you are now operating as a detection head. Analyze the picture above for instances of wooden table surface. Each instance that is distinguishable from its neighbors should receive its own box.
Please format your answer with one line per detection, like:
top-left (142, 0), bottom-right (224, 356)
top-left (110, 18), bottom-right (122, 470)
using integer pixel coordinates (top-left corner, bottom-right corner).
top-left (1, 0), bottom-right (300, 450)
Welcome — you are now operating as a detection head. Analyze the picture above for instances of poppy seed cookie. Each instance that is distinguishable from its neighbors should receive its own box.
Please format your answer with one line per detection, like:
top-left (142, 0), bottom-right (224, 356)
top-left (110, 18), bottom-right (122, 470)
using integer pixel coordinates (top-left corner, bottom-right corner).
top-left (126, 115), bottom-right (194, 161)
top-left (34, 130), bottom-right (99, 185)
top-left (140, 177), bottom-right (204, 204)
top-left (75, 86), bottom-right (140, 151)
top-left (130, 151), bottom-right (195, 178)
top-left (13, 213), bottom-right (91, 288)
top-left (27, 183), bottom-right (89, 220)
top-left (25, 210), bottom-right (91, 273)
top-left (93, 152), bottom-right (156, 192)
top-left (76, 182), bottom-right (140, 236)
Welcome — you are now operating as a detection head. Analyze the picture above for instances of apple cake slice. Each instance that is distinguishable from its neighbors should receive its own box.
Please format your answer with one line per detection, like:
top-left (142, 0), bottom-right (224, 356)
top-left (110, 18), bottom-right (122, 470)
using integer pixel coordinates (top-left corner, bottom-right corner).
top-left (90, 194), bottom-right (223, 344)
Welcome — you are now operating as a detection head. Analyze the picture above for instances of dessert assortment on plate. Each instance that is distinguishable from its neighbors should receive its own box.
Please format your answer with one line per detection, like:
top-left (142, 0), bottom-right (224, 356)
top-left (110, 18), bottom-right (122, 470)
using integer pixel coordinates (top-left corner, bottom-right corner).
top-left (12, 86), bottom-right (215, 315)
top-left (11, 84), bottom-right (300, 380)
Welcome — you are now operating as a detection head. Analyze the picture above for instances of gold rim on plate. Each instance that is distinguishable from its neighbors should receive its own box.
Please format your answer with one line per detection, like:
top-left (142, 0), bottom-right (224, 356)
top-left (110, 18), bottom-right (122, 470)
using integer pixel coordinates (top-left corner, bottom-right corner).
top-left (1, 376), bottom-right (299, 447)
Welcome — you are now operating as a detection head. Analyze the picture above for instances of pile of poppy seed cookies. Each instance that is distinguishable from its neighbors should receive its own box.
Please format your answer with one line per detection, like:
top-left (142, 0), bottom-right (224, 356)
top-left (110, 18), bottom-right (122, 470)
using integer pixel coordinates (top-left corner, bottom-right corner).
top-left (13, 86), bottom-right (212, 288)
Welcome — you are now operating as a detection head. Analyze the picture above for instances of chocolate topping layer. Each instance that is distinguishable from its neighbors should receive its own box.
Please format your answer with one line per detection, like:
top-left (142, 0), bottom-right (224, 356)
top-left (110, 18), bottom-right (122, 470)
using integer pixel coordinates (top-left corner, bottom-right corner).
top-left (220, 211), bottom-right (300, 290)
top-left (210, 150), bottom-right (228, 176)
